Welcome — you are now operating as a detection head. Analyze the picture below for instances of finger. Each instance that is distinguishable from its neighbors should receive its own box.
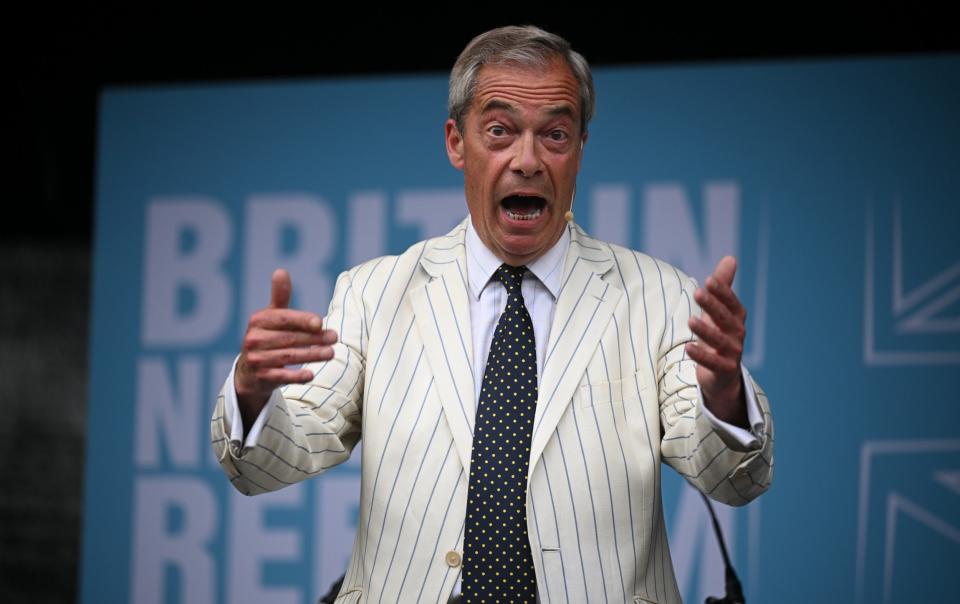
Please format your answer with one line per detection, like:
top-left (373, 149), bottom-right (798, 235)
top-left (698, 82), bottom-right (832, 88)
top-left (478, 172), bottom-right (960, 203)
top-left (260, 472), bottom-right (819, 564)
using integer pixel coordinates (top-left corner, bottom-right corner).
top-left (254, 366), bottom-right (318, 387)
top-left (250, 308), bottom-right (325, 332)
top-left (705, 275), bottom-right (746, 321)
top-left (694, 287), bottom-right (739, 332)
top-left (711, 255), bottom-right (737, 288)
top-left (243, 326), bottom-right (337, 351)
top-left (689, 316), bottom-right (742, 360)
top-left (685, 341), bottom-right (739, 374)
top-left (269, 269), bottom-right (292, 309)
top-left (245, 346), bottom-right (336, 370)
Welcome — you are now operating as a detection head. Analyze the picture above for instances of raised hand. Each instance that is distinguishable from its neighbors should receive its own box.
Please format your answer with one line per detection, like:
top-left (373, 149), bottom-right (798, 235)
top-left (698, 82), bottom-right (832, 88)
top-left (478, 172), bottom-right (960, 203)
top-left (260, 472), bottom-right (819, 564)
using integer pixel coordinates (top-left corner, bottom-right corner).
top-left (234, 269), bottom-right (338, 426)
top-left (685, 256), bottom-right (748, 427)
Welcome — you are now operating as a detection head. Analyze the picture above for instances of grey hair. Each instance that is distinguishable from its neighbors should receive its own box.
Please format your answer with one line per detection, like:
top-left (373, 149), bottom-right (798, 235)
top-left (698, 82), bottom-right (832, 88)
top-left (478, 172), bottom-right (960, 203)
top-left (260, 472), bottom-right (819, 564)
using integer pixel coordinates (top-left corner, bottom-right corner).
top-left (448, 25), bottom-right (595, 136)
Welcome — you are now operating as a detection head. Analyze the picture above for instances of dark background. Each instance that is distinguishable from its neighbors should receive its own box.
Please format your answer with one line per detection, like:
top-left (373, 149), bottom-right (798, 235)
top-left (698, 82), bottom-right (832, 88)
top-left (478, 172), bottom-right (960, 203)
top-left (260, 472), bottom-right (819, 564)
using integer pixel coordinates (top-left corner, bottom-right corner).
top-left (2, 5), bottom-right (956, 602)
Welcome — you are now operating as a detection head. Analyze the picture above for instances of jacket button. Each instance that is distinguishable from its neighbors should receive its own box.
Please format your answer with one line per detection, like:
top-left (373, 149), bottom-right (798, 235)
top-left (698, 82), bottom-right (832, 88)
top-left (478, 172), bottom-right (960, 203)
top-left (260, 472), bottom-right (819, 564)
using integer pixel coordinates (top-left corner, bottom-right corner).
top-left (445, 550), bottom-right (462, 567)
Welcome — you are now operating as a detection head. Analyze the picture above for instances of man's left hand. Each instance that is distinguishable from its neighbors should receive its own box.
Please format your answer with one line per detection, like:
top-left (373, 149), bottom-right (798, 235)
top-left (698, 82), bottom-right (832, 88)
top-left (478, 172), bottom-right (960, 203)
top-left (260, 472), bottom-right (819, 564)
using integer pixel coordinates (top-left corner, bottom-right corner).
top-left (685, 255), bottom-right (749, 428)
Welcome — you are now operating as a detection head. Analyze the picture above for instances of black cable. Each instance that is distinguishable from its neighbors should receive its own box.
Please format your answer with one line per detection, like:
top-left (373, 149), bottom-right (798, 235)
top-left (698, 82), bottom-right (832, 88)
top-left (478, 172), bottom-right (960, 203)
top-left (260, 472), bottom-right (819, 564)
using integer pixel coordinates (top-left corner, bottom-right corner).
top-left (701, 492), bottom-right (746, 604)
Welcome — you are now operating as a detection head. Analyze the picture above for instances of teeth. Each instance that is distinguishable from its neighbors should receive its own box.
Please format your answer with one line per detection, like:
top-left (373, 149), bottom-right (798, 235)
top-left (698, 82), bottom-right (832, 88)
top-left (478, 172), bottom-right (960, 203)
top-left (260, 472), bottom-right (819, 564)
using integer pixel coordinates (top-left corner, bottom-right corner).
top-left (506, 208), bottom-right (543, 221)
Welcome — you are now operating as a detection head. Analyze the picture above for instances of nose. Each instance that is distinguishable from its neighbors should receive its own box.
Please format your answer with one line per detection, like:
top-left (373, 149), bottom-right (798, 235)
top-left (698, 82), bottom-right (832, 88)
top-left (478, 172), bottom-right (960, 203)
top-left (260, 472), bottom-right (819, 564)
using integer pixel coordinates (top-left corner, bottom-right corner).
top-left (509, 132), bottom-right (543, 178)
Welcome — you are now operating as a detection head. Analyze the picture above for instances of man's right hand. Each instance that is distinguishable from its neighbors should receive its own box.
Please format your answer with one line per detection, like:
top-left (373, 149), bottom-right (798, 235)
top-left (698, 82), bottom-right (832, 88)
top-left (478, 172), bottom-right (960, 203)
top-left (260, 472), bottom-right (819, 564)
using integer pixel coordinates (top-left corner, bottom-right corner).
top-left (234, 268), bottom-right (339, 427)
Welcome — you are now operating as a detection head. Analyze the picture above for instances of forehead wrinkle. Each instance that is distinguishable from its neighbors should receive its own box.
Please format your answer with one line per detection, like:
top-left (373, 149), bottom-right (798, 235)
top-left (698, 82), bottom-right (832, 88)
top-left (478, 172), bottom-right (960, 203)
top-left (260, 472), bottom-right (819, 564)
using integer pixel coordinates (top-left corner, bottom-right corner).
top-left (477, 84), bottom-right (579, 104)
top-left (471, 62), bottom-right (582, 128)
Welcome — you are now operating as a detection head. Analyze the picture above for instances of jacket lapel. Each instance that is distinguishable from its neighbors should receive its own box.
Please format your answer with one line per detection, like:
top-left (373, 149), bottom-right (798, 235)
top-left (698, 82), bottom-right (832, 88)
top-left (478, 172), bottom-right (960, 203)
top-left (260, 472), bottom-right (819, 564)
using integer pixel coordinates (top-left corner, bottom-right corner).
top-left (409, 220), bottom-right (477, 472)
top-left (528, 225), bottom-right (621, 478)
top-left (408, 221), bottom-right (622, 477)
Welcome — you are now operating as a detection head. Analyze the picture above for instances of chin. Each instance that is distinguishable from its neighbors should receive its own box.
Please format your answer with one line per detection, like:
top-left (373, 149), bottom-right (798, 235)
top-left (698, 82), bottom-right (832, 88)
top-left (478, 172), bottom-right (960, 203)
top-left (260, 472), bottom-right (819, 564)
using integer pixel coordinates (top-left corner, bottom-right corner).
top-left (496, 234), bottom-right (548, 260)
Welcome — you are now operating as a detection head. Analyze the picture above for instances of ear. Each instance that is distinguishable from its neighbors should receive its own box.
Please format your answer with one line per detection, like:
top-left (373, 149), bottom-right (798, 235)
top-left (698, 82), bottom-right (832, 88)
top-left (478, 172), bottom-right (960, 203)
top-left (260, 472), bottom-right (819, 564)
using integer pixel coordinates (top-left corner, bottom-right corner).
top-left (445, 118), bottom-right (465, 170)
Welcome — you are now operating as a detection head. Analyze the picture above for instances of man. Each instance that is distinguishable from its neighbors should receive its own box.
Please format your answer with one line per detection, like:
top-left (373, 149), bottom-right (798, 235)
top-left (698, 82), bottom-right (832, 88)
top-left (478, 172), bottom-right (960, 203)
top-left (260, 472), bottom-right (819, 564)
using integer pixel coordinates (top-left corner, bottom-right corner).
top-left (211, 26), bottom-right (773, 604)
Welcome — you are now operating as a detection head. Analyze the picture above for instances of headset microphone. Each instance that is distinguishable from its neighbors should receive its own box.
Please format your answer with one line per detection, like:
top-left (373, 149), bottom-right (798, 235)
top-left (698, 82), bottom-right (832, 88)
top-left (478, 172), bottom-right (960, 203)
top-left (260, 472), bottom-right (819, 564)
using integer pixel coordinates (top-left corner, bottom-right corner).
top-left (565, 183), bottom-right (576, 222)
top-left (566, 139), bottom-right (584, 222)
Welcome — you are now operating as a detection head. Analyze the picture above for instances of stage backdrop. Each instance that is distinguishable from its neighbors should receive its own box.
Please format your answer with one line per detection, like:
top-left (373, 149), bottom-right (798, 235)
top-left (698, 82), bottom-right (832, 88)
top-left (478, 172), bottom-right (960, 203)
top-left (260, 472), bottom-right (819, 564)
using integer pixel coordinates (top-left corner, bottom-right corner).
top-left (82, 55), bottom-right (960, 603)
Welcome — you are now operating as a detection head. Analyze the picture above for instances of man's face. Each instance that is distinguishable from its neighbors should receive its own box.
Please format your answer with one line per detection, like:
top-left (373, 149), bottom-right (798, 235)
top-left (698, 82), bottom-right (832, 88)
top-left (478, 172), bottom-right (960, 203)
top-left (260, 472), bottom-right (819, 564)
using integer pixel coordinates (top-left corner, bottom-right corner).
top-left (445, 58), bottom-right (586, 266)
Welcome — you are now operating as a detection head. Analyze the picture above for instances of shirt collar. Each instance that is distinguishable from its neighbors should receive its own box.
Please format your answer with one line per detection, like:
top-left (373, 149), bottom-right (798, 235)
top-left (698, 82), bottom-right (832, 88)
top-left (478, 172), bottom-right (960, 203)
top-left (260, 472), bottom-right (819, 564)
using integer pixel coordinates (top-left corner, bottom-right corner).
top-left (465, 217), bottom-right (569, 301)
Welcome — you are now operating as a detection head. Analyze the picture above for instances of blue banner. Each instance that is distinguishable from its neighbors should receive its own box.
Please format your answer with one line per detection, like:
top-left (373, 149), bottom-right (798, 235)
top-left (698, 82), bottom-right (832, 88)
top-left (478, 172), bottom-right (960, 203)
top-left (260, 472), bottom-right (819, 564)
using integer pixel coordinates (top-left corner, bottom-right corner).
top-left (82, 55), bottom-right (960, 603)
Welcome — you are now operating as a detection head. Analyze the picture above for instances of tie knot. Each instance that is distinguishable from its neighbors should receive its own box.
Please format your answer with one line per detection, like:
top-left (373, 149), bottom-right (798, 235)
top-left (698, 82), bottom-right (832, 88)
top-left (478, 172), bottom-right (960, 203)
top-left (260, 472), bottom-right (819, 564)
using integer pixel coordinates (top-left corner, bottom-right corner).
top-left (495, 263), bottom-right (526, 294)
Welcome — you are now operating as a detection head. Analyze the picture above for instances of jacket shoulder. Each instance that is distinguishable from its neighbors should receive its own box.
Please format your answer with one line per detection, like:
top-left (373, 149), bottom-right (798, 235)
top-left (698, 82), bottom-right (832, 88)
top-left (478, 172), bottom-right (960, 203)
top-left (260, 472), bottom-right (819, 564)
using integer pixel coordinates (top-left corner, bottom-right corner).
top-left (573, 224), bottom-right (696, 290)
top-left (343, 221), bottom-right (467, 303)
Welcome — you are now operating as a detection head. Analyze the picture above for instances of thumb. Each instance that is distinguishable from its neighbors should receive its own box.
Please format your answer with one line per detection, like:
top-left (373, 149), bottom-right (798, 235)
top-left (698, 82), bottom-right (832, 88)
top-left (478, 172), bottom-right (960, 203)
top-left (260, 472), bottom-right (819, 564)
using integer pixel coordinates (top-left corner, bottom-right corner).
top-left (269, 269), bottom-right (292, 309)
top-left (713, 255), bottom-right (737, 288)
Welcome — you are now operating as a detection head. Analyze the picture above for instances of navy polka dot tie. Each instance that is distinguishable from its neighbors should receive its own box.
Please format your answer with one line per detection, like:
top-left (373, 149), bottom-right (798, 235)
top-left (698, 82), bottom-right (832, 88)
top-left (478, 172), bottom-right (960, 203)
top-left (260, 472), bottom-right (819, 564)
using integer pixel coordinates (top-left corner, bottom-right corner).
top-left (462, 264), bottom-right (538, 603)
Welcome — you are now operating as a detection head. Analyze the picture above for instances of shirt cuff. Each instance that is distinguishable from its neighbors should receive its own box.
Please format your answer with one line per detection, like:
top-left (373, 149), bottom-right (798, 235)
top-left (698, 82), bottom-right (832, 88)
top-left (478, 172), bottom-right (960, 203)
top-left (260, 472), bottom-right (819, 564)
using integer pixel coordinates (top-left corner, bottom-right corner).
top-left (698, 364), bottom-right (764, 452)
top-left (223, 357), bottom-right (282, 451)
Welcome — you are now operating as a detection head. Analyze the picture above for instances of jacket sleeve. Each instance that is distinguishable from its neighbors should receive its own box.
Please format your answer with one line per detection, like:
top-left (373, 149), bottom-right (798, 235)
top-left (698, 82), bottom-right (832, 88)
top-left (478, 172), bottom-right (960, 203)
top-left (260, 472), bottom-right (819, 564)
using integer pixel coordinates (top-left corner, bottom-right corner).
top-left (210, 269), bottom-right (367, 496)
top-left (657, 273), bottom-right (774, 506)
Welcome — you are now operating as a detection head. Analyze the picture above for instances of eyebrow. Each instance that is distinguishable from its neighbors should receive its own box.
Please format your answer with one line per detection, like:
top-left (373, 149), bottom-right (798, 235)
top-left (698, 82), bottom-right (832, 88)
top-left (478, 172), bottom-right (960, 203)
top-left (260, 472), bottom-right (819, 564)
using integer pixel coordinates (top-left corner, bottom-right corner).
top-left (479, 99), bottom-right (518, 118)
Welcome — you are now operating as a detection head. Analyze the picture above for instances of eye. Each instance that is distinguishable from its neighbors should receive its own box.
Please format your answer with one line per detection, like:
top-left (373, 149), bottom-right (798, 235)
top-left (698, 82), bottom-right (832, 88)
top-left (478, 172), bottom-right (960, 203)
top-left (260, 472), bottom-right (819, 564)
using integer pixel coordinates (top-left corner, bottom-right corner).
top-left (488, 125), bottom-right (508, 137)
top-left (547, 129), bottom-right (569, 142)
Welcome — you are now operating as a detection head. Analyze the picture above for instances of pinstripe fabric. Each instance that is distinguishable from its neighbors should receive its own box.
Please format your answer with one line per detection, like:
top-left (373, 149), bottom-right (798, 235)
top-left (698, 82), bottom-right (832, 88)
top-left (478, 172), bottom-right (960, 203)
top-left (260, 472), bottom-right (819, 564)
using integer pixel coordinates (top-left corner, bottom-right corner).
top-left (211, 218), bottom-right (775, 604)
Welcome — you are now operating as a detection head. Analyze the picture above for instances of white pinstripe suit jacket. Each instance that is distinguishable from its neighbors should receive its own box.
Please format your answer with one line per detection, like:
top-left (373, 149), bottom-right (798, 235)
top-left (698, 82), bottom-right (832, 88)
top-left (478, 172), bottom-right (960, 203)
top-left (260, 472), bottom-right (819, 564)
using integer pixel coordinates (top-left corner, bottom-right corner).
top-left (211, 219), bottom-right (774, 604)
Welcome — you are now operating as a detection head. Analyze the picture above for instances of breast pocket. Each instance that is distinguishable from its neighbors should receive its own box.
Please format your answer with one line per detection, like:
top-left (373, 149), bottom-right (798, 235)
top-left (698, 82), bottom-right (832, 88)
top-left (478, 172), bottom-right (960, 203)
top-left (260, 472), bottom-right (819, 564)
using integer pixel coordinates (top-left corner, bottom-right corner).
top-left (577, 370), bottom-right (653, 409)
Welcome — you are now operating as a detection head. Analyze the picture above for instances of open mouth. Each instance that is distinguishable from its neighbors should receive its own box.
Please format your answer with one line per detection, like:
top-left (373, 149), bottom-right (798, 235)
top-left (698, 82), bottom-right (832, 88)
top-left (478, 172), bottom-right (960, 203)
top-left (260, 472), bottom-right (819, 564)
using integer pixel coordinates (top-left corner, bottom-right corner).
top-left (500, 195), bottom-right (547, 221)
